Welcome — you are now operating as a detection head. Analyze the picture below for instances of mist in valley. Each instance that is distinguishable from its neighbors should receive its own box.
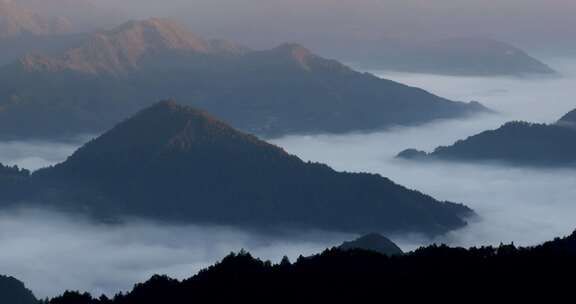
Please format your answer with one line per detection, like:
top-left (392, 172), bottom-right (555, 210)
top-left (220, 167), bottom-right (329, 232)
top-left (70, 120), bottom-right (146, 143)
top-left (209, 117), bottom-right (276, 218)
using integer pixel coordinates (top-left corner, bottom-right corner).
top-left (1, 57), bottom-right (576, 298)
top-left (0, 208), bottom-right (352, 298)
top-left (272, 58), bottom-right (576, 250)
top-left (0, 137), bottom-right (89, 171)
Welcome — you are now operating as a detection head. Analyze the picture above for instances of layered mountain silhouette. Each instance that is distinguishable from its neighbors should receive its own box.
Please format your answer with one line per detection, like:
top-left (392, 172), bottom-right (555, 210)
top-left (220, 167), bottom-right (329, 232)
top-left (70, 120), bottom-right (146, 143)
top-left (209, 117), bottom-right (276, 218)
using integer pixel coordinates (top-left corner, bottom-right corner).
top-left (0, 0), bottom-right (79, 66)
top-left (45, 230), bottom-right (576, 303)
top-left (0, 0), bottom-right (71, 39)
top-left (339, 233), bottom-right (403, 256)
top-left (398, 109), bottom-right (576, 167)
top-left (0, 101), bottom-right (474, 236)
top-left (17, 18), bottom-right (248, 74)
top-left (0, 275), bottom-right (38, 304)
top-left (335, 37), bottom-right (556, 77)
top-left (15, 0), bottom-right (121, 32)
top-left (0, 18), bottom-right (488, 140)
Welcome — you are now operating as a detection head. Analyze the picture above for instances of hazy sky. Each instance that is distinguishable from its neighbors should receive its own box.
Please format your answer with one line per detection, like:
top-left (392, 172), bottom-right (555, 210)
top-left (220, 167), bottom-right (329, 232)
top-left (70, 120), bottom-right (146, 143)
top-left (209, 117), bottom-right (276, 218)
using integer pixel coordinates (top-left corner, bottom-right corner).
top-left (86, 0), bottom-right (576, 53)
top-left (11, 0), bottom-right (576, 55)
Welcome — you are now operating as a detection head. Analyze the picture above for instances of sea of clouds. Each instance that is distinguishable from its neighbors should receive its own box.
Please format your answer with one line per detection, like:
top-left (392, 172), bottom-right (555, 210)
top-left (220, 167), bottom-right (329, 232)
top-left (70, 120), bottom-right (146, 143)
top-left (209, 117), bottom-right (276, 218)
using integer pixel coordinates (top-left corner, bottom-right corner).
top-left (1, 58), bottom-right (576, 298)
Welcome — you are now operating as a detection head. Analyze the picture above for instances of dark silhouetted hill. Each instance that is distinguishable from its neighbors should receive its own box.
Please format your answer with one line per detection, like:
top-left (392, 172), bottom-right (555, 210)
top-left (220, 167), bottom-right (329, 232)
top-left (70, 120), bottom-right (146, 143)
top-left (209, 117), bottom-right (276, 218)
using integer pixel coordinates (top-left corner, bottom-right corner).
top-left (44, 230), bottom-right (576, 303)
top-left (558, 108), bottom-right (576, 128)
top-left (0, 275), bottom-right (38, 304)
top-left (397, 114), bottom-right (576, 167)
top-left (339, 233), bottom-right (403, 255)
top-left (0, 18), bottom-right (488, 140)
top-left (23, 101), bottom-right (472, 236)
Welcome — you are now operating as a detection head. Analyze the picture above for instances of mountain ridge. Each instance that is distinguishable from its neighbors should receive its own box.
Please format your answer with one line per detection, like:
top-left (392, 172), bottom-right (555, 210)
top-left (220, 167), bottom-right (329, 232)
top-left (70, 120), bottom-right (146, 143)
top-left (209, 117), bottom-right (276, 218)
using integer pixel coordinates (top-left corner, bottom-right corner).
top-left (0, 0), bottom-right (71, 38)
top-left (17, 100), bottom-right (475, 236)
top-left (397, 109), bottom-right (576, 167)
top-left (0, 18), bottom-right (490, 140)
top-left (18, 18), bottom-right (248, 75)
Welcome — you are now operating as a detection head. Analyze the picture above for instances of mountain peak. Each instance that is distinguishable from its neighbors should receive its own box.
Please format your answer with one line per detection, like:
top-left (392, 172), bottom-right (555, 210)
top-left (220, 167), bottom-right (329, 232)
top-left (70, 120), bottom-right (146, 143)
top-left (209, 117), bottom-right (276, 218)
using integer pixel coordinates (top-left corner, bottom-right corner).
top-left (0, 0), bottom-right (71, 38)
top-left (109, 17), bottom-right (209, 51)
top-left (340, 233), bottom-right (404, 256)
top-left (558, 108), bottom-right (576, 127)
top-left (270, 43), bottom-right (315, 69)
top-left (62, 100), bottom-right (280, 167)
top-left (17, 18), bottom-right (241, 74)
top-left (31, 101), bottom-right (472, 235)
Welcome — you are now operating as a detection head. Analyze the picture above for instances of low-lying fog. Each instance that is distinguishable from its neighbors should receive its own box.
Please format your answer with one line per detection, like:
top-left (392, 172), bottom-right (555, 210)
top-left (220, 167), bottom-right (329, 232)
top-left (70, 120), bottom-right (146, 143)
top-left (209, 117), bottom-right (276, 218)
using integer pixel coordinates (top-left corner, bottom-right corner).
top-left (0, 140), bottom-right (82, 171)
top-left (273, 57), bottom-right (576, 249)
top-left (1, 59), bottom-right (576, 298)
top-left (0, 208), bottom-right (351, 298)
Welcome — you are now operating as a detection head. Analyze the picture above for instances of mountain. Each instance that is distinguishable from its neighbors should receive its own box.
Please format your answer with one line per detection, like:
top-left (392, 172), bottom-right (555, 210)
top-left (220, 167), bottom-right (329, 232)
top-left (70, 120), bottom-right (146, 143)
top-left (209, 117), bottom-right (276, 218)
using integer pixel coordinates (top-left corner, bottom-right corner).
top-left (397, 111), bottom-right (576, 167)
top-left (558, 109), bottom-right (576, 127)
top-left (339, 233), bottom-right (403, 255)
top-left (0, 18), bottom-right (489, 140)
top-left (0, 0), bottom-right (71, 38)
top-left (15, 0), bottom-right (122, 32)
top-left (12, 101), bottom-right (474, 236)
top-left (0, 275), bottom-right (38, 304)
top-left (45, 230), bottom-right (576, 303)
top-left (17, 18), bottom-right (248, 75)
top-left (328, 37), bottom-right (557, 77)
top-left (0, 0), bottom-right (84, 67)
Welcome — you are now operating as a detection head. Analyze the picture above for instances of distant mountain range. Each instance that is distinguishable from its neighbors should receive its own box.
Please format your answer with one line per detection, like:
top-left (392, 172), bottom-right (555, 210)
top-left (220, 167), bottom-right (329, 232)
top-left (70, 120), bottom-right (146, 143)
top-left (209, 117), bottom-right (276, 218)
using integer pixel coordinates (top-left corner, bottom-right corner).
top-left (336, 37), bottom-right (557, 77)
top-left (0, 0), bottom-right (72, 38)
top-left (0, 0), bottom-right (90, 66)
top-left (0, 275), bottom-right (37, 304)
top-left (42, 229), bottom-right (576, 303)
top-left (0, 18), bottom-right (488, 141)
top-left (398, 108), bottom-right (576, 167)
top-left (14, 0), bottom-right (120, 32)
top-left (339, 233), bottom-right (403, 256)
top-left (0, 101), bottom-right (474, 236)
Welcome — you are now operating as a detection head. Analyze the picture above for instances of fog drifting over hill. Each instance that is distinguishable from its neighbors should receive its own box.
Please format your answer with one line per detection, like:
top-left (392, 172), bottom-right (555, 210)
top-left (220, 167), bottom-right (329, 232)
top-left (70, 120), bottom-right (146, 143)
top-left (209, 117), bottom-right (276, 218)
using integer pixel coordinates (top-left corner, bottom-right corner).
top-left (2, 59), bottom-right (576, 298)
top-left (273, 58), bottom-right (576, 249)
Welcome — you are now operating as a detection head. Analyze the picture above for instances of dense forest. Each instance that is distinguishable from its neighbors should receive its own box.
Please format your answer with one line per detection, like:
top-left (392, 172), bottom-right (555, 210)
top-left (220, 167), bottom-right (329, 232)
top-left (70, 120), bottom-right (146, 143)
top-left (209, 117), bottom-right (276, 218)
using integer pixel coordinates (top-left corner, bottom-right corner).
top-left (0, 101), bottom-right (472, 236)
top-left (42, 230), bottom-right (576, 303)
top-left (0, 275), bottom-right (38, 304)
top-left (398, 119), bottom-right (576, 167)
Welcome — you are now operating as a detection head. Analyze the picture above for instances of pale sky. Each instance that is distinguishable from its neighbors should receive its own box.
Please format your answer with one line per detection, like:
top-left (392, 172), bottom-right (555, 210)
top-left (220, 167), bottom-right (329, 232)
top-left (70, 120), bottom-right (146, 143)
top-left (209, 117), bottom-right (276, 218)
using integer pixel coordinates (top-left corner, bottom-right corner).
top-left (14, 0), bottom-right (576, 55)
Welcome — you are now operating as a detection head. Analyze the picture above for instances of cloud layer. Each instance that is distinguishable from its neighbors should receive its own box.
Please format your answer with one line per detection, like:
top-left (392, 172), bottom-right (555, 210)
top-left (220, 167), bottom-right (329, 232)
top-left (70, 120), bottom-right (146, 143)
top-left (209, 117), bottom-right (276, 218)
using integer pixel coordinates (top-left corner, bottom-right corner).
top-left (272, 58), bottom-right (576, 250)
top-left (1, 57), bottom-right (576, 300)
top-left (0, 208), bottom-right (351, 298)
